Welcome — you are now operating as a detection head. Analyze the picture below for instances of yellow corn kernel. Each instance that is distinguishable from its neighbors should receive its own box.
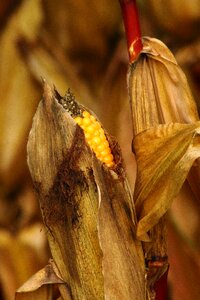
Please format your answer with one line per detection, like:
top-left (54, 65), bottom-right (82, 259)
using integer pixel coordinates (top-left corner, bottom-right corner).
top-left (92, 136), bottom-right (102, 145)
top-left (86, 124), bottom-right (96, 134)
top-left (103, 154), bottom-right (114, 163)
top-left (74, 116), bottom-right (83, 125)
top-left (82, 111), bottom-right (90, 118)
top-left (82, 117), bottom-right (91, 126)
top-left (90, 115), bottom-right (96, 122)
top-left (84, 132), bottom-right (92, 139)
top-left (97, 144), bottom-right (105, 152)
top-left (73, 110), bottom-right (114, 168)
top-left (101, 148), bottom-right (111, 157)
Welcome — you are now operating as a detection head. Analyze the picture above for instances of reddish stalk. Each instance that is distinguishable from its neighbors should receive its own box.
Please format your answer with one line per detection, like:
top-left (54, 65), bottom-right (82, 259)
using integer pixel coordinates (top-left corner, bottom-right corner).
top-left (119, 1), bottom-right (169, 298)
top-left (155, 267), bottom-right (169, 300)
top-left (119, 0), bottom-right (143, 63)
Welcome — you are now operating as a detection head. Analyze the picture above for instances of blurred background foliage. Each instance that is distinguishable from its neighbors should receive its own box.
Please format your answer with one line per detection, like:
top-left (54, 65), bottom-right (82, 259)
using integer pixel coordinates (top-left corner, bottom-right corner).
top-left (0, 0), bottom-right (200, 299)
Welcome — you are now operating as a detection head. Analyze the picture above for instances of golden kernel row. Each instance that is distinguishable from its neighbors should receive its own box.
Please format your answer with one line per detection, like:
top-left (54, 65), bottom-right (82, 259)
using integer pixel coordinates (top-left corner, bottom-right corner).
top-left (74, 111), bottom-right (114, 167)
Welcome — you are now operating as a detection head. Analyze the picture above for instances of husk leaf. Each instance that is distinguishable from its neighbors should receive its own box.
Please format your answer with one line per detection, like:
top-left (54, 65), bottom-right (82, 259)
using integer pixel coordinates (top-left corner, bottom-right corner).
top-left (128, 37), bottom-right (199, 137)
top-left (15, 260), bottom-right (70, 300)
top-left (27, 82), bottom-right (145, 299)
top-left (133, 122), bottom-right (200, 239)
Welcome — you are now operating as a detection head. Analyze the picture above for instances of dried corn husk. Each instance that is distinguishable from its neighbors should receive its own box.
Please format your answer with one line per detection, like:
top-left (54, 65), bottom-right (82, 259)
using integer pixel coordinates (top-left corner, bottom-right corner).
top-left (15, 260), bottom-right (69, 300)
top-left (133, 122), bottom-right (200, 240)
top-left (128, 36), bottom-right (200, 296)
top-left (26, 83), bottom-right (145, 299)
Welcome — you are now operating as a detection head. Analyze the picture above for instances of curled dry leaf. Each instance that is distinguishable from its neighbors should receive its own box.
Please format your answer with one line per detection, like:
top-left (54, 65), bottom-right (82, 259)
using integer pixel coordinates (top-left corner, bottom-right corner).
top-left (15, 260), bottom-right (69, 300)
top-left (133, 122), bottom-right (200, 240)
top-left (27, 82), bottom-right (145, 299)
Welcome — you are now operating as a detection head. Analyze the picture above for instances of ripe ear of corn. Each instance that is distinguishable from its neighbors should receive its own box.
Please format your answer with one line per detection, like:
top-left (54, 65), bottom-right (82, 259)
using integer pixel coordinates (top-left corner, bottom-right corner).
top-left (74, 111), bottom-right (114, 167)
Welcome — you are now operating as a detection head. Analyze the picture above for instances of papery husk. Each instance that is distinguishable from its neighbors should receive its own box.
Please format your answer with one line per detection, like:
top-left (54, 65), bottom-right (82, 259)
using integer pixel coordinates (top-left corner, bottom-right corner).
top-left (0, 0), bottom-right (43, 189)
top-left (133, 122), bottom-right (200, 240)
top-left (128, 36), bottom-right (200, 296)
top-left (15, 260), bottom-right (70, 300)
top-left (27, 82), bottom-right (145, 299)
top-left (128, 37), bottom-right (199, 137)
top-left (128, 37), bottom-right (200, 237)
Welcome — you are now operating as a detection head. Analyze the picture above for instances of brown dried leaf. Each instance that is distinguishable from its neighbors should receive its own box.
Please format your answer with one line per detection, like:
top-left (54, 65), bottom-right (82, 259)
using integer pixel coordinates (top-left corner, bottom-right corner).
top-left (15, 260), bottom-right (69, 300)
top-left (94, 163), bottom-right (145, 299)
top-left (133, 122), bottom-right (200, 239)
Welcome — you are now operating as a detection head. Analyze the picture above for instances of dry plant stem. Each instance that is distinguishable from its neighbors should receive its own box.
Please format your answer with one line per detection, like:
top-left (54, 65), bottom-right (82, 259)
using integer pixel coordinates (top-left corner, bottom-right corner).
top-left (119, 0), bottom-right (143, 62)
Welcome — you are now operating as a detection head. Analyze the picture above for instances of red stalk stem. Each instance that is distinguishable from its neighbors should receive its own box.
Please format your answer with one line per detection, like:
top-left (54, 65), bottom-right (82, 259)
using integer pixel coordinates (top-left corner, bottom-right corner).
top-left (119, 0), bottom-right (143, 63)
top-left (155, 267), bottom-right (169, 300)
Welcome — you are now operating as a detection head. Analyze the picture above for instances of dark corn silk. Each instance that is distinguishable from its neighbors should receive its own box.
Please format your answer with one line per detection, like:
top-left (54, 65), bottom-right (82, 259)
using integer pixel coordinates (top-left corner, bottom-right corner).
top-left (58, 88), bottom-right (82, 117)
top-left (58, 90), bottom-right (114, 168)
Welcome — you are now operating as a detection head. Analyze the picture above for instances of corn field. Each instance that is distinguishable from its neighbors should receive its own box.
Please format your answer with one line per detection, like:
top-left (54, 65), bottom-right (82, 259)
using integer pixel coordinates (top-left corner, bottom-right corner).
top-left (0, 1), bottom-right (200, 299)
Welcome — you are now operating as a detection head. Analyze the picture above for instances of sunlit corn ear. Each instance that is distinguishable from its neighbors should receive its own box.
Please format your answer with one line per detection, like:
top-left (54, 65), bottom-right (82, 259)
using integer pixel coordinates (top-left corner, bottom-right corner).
top-left (27, 82), bottom-right (146, 299)
top-left (57, 89), bottom-right (114, 168)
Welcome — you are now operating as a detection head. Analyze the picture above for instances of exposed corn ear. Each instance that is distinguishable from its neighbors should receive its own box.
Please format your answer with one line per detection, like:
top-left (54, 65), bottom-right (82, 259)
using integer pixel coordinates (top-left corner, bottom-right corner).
top-left (57, 89), bottom-right (115, 168)
top-left (26, 82), bottom-right (146, 300)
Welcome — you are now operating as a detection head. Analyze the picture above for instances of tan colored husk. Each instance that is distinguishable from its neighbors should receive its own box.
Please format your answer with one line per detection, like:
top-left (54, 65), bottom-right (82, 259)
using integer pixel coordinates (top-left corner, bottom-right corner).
top-left (133, 122), bottom-right (200, 239)
top-left (128, 36), bottom-right (200, 294)
top-left (26, 82), bottom-right (145, 299)
top-left (128, 37), bottom-right (199, 137)
top-left (128, 37), bottom-right (200, 241)
top-left (15, 260), bottom-right (70, 300)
